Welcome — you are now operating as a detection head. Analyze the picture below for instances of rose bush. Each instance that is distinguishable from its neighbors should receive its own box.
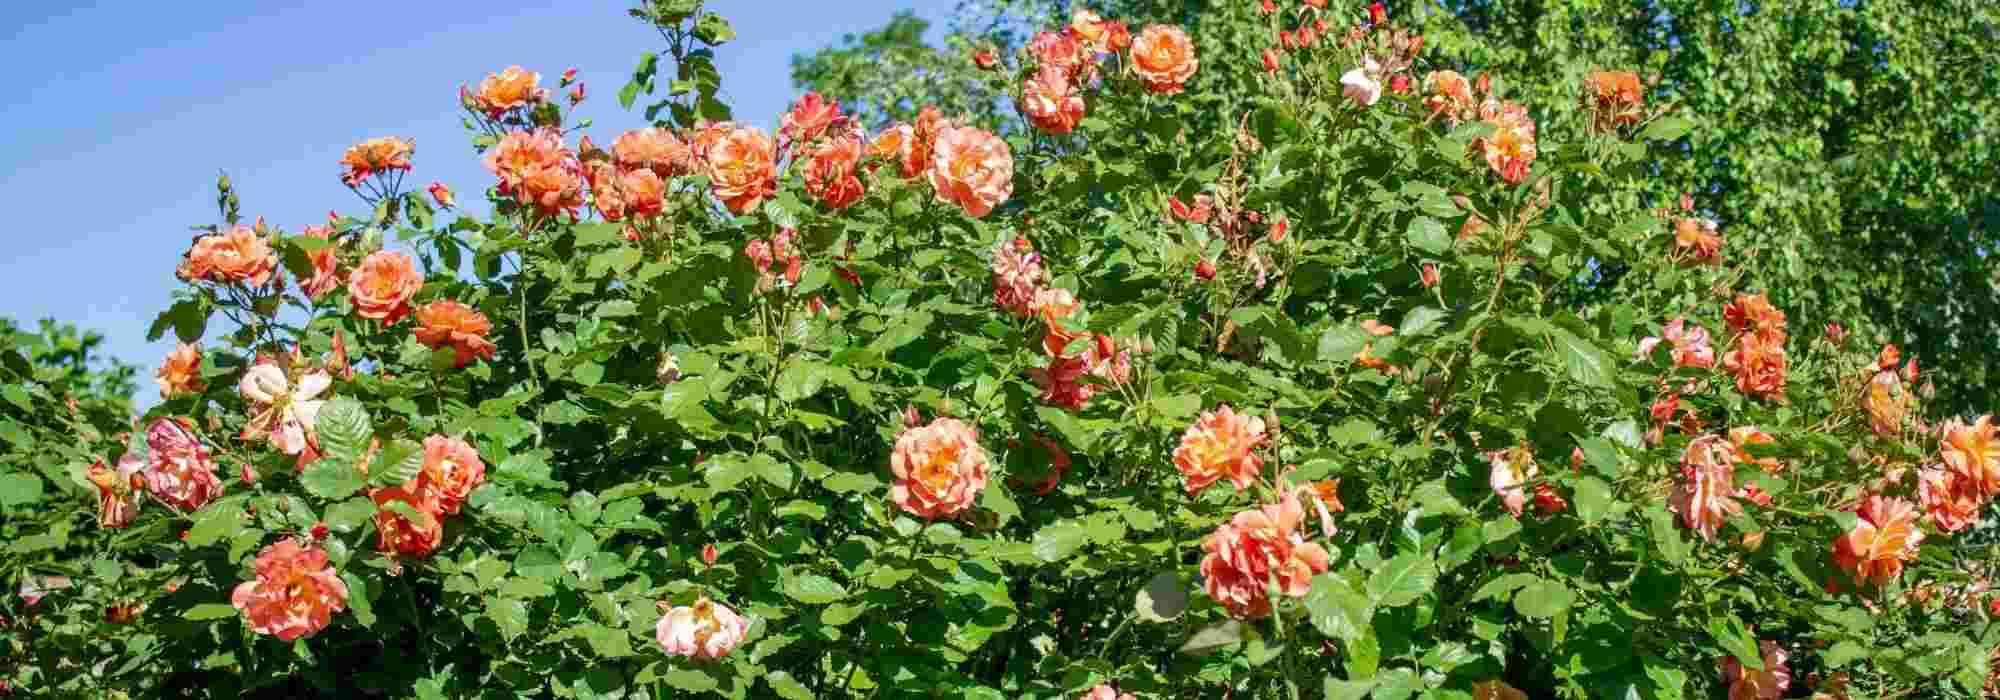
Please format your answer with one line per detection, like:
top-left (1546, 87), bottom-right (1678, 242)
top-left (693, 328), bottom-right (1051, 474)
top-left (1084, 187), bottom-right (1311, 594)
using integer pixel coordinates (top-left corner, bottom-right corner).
top-left (2, 1), bottom-right (1997, 699)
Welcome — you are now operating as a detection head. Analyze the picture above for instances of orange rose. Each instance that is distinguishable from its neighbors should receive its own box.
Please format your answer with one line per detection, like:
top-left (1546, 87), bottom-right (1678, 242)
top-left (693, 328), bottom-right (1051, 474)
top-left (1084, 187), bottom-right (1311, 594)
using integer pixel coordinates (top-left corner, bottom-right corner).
top-left (178, 224), bottom-right (277, 287)
top-left (472, 65), bottom-right (546, 118)
top-left (1918, 466), bottom-right (1983, 533)
top-left (296, 224), bottom-right (343, 300)
top-left (1130, 25), bottom-right (1198, 94)
top-left (1672, 216), bottom-right (1723, 261)
top-left (230, 539), bottom-right (348, 640)
top-left (337, 136), bottom-right (414, 188)
top-left (1861, 368), bottom-right (1909, 436)
top-left (372, 484), bottom-right (443, 559)
top-left (1473, 681), bottom-right (1528, 700)
top-left (888, 416), bottom-right (991, 520)
top-left (143, 418), bottom-right (222, 512)
top-left (618, 168), bottom-right (665, 218)
top-left (1199, 490), bottom-right (1330, 619)
top-left (927, 125), bottom-right (1014, 219)
top-left (1722, 330), bottom-right (1788, 401)
top-left (155, 342), bottom-right (204, 398)
top-left (1831, 495), bottom-right (1924, 587)
top-left (704, 125), bottom-right (777, 215)
top-left (411, 434), bottom-right (485, 515)
top-left (412, 300), bottom-right (496, 367)
top-left (1424, 70), bottom-right (1476, 122)
top-left (1486, 445), bottom-right (1539, 517)
top-left (1020, 64), bottom-right (1088, 135)
top-left (780, 92), bottom-right (844, 143)
top-left (1067, 9), bottom-right (1112, 53)
top-left (1724, 292), bottom-right (1786, 336)
top-left (1582, 69), bottom-right (1645, 130)
top-left (347, 250), bottom-right (423, 324)
top-left (1669, 435), bottom-right (1743, 540)
top-left (803, 130), bottom-right (865, 211)
top-left (1717, 641), bottom-right (1791, 700)
top-left (612, 127), bottom-right (692, 179)
top-left (1173, 405), bottom-right (1267, 495)
top-left (482, 128), bottom-right (584, 216)
top-left (1299, 478), bottom-right (1344, 538)
top-left (1028, 31), bottom-right (1096, 80)
top-left (1473, 99), bottom-right (1538, 184)
top-left (1940, 416), bottom-right (2000, 496)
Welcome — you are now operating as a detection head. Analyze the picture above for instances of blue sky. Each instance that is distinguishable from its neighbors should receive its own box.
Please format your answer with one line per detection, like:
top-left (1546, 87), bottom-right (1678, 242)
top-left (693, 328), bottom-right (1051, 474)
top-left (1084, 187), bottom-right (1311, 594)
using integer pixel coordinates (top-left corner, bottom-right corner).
top-left (0, 0), bottom-right (951, 395)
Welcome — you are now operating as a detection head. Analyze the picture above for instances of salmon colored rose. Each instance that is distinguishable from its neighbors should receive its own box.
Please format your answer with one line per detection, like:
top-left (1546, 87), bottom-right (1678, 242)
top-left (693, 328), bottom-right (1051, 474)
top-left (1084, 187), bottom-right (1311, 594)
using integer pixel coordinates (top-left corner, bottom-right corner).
top-left (296, 224), bottom-right (343, 300)
top-left (1669, 435), bottom-right (1743, 540)
top-left (1130, 25), bottom-right (1198, 94)
top-left (1424, 70), bottom-right (1477, 122)
top-left (1173, 405), bottom-right (1267, 495)
top-left (371, 484), bottom-right (444, 559)
top-left (1724, 292), bottom-right (1787, 335)
top-left (1832, 495), bottom-right (1924, 587)
top-left (238, 356), bottom-right (331, 456)
top-left (1199, 490), bottom-right (1331, 619)
top-left (178, 224), bottom-right (278, 287)
top-left (1718, 640), bottom-right (1791, 700)
top-left (1028, 352), bottom-right (1099, 410)
top-left (780, 92), bottom-right (845, 144)
top-left (1918, 466), bottom-right (1983, 533)
top-left (1673, 216), bottom-right (1723, 261)
top-left (1028, 31), bottom-right (1095, 80)
top-left (483, 128), bottom-right (585, 216)
top-left (1473, 99), bottom-right (1538, 184)
top-left (803, 130), bottom-right (865, 211)
top-left (471, 65), bottom-right (546, 118)
top-left (1861, 367), bottom-right (1909, 436)
top-left (1939, 415), bottom-right (2000, 497)
top-left (928, 125), bottom-right (1014, 219)
top-left (230, 539), bottom-right (348, 640)
top-left (1486, 445), bottom-right (1538, 517)
top-left (1582, 69), bottom-right (1645, 130)
top-left (155, 342), bottom-right (205, 398)
top-left (1722, 331), bottom-right (1788, 401)
top-left (412, 434), bottom-right (485, 515)
top-left (347, 250), bottom-right (423, 324)
top-left (1634, 318), bottom-right (1715, 369)
top-left (87, 455), bottom-right (145, 528)
top-left (991, 237), bottom-right (1046, 318)
top-left (617, 168), bottom-right (666, 219)
top-left (612, 127), bottom-right (691, 178)
top-left (144, 418), bottom-right (222, 511)
top-left (412, 300), bottom-right (497, 368)
top-left (889, 416), bottom-right (991, 519)
top-left (1021, 64), bottom-right (1088, 135)
top-left (655, 596), bottom-right (749, 660)
top-left (705, 125), bottom-right (777, 215)
top-left (337, 136), bottom-right (414, 188)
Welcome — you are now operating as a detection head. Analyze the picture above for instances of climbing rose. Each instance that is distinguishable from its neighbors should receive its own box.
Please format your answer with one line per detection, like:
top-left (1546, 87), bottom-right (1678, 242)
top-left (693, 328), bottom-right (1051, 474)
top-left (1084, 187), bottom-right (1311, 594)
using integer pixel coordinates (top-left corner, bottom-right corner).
top-left (1130, 25), bottom-right (1198, 94)
top-left (1080, 686), bottom-right (1136, 700)
top-left (1718, 640), bottom-right (1791, 700)
top-left (1173, 405), bottom-right (1267, 495)
top-left (427, 181), bottom-right (455, 209)
top-left (1939, 416), bottom-right (2000, 497)
top-left (991, 238), bottom-right (1046, 318)
top-left (1199, 490), bottom-right (1331, 619)
top-left (927, 125), bottom-right (1014, 219)
top-left (1423, 70), bottom-right (1477, 122)
top-left (178, 224), bottom-right (277, 287)
top-left (1634, 318), bottom-right (1715, 369)
top-left (704, 125), bottom-right (777, 215)
top-left (1673, 216), bottom-right (1723, 261)
top-left (482, 128), bottom-right (584, 216)
top-left (1486, 445), bottom-right (1537, 517)
top-left (1582, 69), bottom-right (1645, 130)
top-left (371, 484), bottom-right (443, 559)
top-left (780, 92), bottom-right (844, 143)
top-left (1473, 99), bottom-right (1537, 184)
top-left (803, 129), bottom-right (865, 211)
top-left (347, 250), bottom-right (423, 324)
top-left (1918, 466), bottom-right (1983, 533)
top-left (612, 127), bottom-right (692, 178)
top-left (888, 417), bottom-right (991, 519)
top-left (296, 224), bottom-right (342, 300)
top-left (412, 300), bottom-right (497, 368)
top-left (230, 539), bottom-right (349, 640)
top-left (1340, 58), bottom-right (1383, 107)
top-left (655, 596), bottom-right (749, 660)
top-left (471, 65), bottom-right (546, 117)
top-left (87, 455), bottom-right (146, 528)
top-left (336, 136), bottom-right (414, 188)
top-left (1669, 435), bottom-right (1743, 540)
top-left (1028, 31), bottom-right (1094, 80)
top-left (1861, 366), bottom-right (1909, 436)
top-left (144, 418), bottom-right (222, 511)
top-left (1724, 292), bottom-right (1787, 336)
top-left (155, 342), bottom-right (205, 398)
top-left (1722, 332), bottom-right (1788, 401)
top-left (1067, 9), bottom-right (1113, 53)
top-left (238, 356), bottom-right (331, 456)
top-left (413, 434), bottom-right (485, 515)
top-left (1832, 495), bottom-right (1924, 587)
top-left (1021, 64), bottom-right (1088, 135)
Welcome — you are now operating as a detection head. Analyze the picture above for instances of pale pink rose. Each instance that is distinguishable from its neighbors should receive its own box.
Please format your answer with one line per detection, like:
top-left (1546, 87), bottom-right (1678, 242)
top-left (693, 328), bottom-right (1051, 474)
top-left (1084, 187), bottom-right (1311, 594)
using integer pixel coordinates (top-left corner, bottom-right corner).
top-left (655, 596), bottom-right (749, 660)
top-left (230, 539), bottom-right (348, 640)
top-left (144, 418), bottom-right (222, 511)
top-left (1634, 318), bottom-right (1716, 369)
top-left (238, 357), bottom-right (332, 456)
top-left (927, 126), bottom-right (1013, 219)
top-left (1080, 685), bottom-right (1136, 700)
top-left (1486, 446), bottom-right (1538, 517)
top-left (888, 417), bottom-right (991, 519)
top-left (1340, 58), bottom-right (1383, 107)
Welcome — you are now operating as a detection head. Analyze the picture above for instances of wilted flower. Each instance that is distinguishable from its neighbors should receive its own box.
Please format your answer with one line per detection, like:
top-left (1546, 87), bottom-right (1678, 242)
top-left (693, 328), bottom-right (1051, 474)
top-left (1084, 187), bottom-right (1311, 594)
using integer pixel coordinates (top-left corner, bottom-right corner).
top-left (1486, 445), bottom-right (1538, 517)
top-left (1173, 405), bottom-right (1267, 495)
top-left (347, 250), bottom-right (423, 324)
top-left (1299, 478), bottom-right (1343, 538)
top-left (655, 596), bottom-right (749, 660)
top-left (155, 342), bottom-right (205, 398)
top-left (704, 125), bottom-right (777, 215)
top-left (230, 539), bottom-right (348, 640)
top-left (1423, 70), bottom-right (1476, 122)
top-left (1340, 58), bottom-right (1383, 107)
top-left (1021, 64), bottom-right (1088, 135)
top-left (337, 137), bottom-right (414, 188)
top-left (1582, 70), bottom-right (1645, 131)
top-left (1028, 31), bottom-right (1095, 80)
top-left (371, 484), bottom-right (443, 559)
top-left (1861, 366), bottom-right (1909, 436)
top-left (991, 238), bottom-right (1045, 318)
top-left (1634, 318), bottom-right (1716, 369)
top-left (1718, 640), bottom-right (1791, 700)
top-left (1831, 495), bottom-right (1924, 587)
top-left (238, 356), bottom-right (331, 456)
top-left (471, 65), bottom-right (546, 118)
top-left (1722, 332), bottom-right (1788, 401)
top-left (1130, 25), bottom-right (1198, 94)
top-left (296, 224), bottom-right (343, 300)
top-left (1918, 466), bottom-right (1983, 533)
top-left (1199, 490), bottom-right (1331, 619)
top-left (412, 300), bottom-right (497, 368)
top-left (178, 224), bottom-right (278, 287)
top-left (1669, 435), bottom-right (1743, 541)
top-left (889, 417), bottom-right (991, 519)
top-left (1672, 216), bottom-right (1723, 261)
top-left (144, 418), bottom-right (222, 511)
top-left (87, 455), bottom-right (146, 528)
top-left (928, 125), bottom-right (1014, 219)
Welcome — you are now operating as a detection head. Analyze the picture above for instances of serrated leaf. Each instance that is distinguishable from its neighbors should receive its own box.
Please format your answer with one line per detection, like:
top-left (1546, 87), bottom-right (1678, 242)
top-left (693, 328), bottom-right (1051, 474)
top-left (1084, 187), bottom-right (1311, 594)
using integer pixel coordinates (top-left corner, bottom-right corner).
top-left (1367, 554), bottom-right (1436, 607)
top-left (766, 672), bottom-right (815, 700)
top-left (1136, 572), bottom-right (1189, 623)
top-left (1178, 619), bottom-right (1251, 656)
top-left (183, 603), bottom-right (238, 621)
top-left (1573, 476), bottom-right (1613, 523)
top-left (369, 439), bottom-right (424, 487)
top-left (785, 573), bottom-right (847, 604)
top-left (1407, 217), bottom-right (1450, 255)
top-left (342, 572), bottom-right (375, 627)
top-left (301, 458), bottom-right (367, 501)
top-left (1513, 579), bottom-right (1573, 618)
top-left (1307, 573), bottom-right (1373, 642)
top-left (1032, 521), bottom-right (1087, 562)
top-left (316, 397), bottom-right (373, 465)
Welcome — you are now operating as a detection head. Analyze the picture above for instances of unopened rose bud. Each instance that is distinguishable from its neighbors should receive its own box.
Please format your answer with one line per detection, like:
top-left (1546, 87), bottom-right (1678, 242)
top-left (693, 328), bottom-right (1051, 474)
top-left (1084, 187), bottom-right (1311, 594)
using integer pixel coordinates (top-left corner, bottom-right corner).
top-left (1263, 49), bottom-right (1281, 73)
top-left (1279, 30), bottom-right (1295, 50)
top-left (568, 82), bottom-right (586, 105)
top-left (1570, 446), bottom-right (1585, 471)
top-left (1389, 74), bottom-right (1412, 94)
top-left (561, 67), bottom-right (578, 86)
top-left (901, 405), bottom-right (923, 428)
top-left (1920, 380), bottom-right (1936, 400)
top-left (1269, 215), bottom-right (1289, 242)
top-left (1739, 531), bottom-right (1766, 552)
top-left (1260, 0), bottom-right (1277, 14)
top-left (973, 50), bottom-right (999, 70)
top-left (1369, 2), bottom-right (1388, 24)
top-left (1474, 72), bottom-right (1492, 94)
top-left (240, 463), bottom-right (259, 485)
top-left (1298, 28), bottom-right (1317, 47)
top-left (310, 522), bottom-right (329, 541)
top-left (1195, 259), bottom-right (1217, 280)
top-left (1825, 323), bottom-right (1847, 346)
top-left (702, 543), bottom-right (719, 567)
top-left (1315, 18), bottom-right (1330, 34)
top-left (1419, 262), bottom-right (1440, 287)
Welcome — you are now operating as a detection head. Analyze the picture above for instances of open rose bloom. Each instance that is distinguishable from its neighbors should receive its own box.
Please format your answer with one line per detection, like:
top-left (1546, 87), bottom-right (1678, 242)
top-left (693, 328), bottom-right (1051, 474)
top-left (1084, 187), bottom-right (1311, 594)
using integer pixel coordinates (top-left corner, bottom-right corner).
top-left (704, 125), bottom-right (777, 214)
top-left (238, 355), bottom-right (331, 456)
top-left (1080, 685), bottom-right (1136, 700)
top-left (337, 136), bottom-right (414, 188)
top-left (412, 300), bottom-right (497, 367)
top-left (296, 224), bottom-right (343, 299)
top-left (231, 539), bottom-right (349, 640)
top-left (1130, 25), bottom-right (1198, 94)
top-left (1634, 318), bottom-right (1715, 369)
top-left (1832, 495), bottom-right (1924, 587)
top-left (1173, 405), bottom-right (1267, 495)
top-left (177, 223), bottom-right (278, 287)
top-left (413, 434), bottom-right (486, 514)
top-left (88, 455), bottom-right (146, 528)
top-left (1939, 415), bottom-right (2000, 496)
top-left (347, 250), bottom-right (423, 324)
top-left (1669, 435), bottom-right (1743, 540)
top-left (1021, 64), bottom-right (1087, 135)
top-left (1486, 445), bottom-right (1538, 517)
top-left (1717, 640), bottom-right (1790, 700)
top-left (155, 342), bottom-right (205, 398)
top-left (889, 417), bottom-right (991, 519)
top-left (803, 129), bottom-right (865, 211)
top-left (927, 125), bottom-right (1013, 219)
top-left (1199, 490), bottom-right (1331, 619)
top-left (372, 484), bottom-right (444, 559)
top-left (991, 238), bottom-right (1046, 318)
top-left (1341, 58), bottom-right (1383, 107)
top-left (655, 596), bottom-right (749, 660)
top-left (483, 127), bottom-right (585, 216)
top-left (1473, 99), bottom-right (1538, 184)
top-left (1720, 292), bottom-right (1789, 401)
top-left (471, 65), bottom-right (546, 118)
top-left (144, 418), bottom-right (222, 511)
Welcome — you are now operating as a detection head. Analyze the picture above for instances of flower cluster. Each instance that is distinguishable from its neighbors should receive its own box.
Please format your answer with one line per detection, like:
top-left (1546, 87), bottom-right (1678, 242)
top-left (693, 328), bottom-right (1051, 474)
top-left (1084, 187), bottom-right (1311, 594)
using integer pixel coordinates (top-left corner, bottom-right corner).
top-left (1717, 640), bottom-right (1791, 700)
top-left (371, 435), bottom-right (486, 559)
top-left (1922, 415), bottom-right (2000, 532)
top-left (1668, 193), bottom-right (1724, 262)
top-left (1721, 292), bottom-right (1789, 401)
top-left (1015, 10), bottom-right (1145, 134)
top-left (742, 228), bottom-right (805, 294)
top-left (155, 342), bottom-right (205, 398)
top-left (483, 127), bottom-right (586, 218)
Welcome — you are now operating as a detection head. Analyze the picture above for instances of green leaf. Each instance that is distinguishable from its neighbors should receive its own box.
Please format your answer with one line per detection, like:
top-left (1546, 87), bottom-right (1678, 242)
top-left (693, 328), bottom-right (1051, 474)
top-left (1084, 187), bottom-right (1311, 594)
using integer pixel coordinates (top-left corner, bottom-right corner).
top-left (980, 482), bottom-right (1020, 525)
top-left (1032, 521), bottom-right (1087, 562)
top-left (776, 362), bottom-right (831, 403)
top-left (1323, 677), bottom-right (1376, 700)
top-left (1512, 579), bottom-right (1573, 618)
top-left (342, 571), bottom-right (375, 627)
top-left (1178, 619), bottom-right (1251, 656)
top-left (1708, 616), bottom-right (1763, 670)
top-left (1824, 641), bottom-right (1865, 668)
top-left (765, 672), bottom-right (815, 700)
top-left (0, 473), bottom-right (43, 508)
top-left (1370, 668), bottom-right (1420, 700)
top-left (488, 597), bottom-right (529, 640)
top-left (1643, 116), bottom-right (1693, 141)
top-left (183, 603), bottom-right (238, 621)
top-left (785, 574), bottom-right (848, 605)
top-left (1306, 573), bottom-right (1373, 642)
top-left (1407, 217), bottom-right (1450, 255)
top-left (301, 456), bottom-right (367, 501)
top-left (1646, 504), bottom-right (1687, 565)
top-left (186, 501), bottom-right (246, 548)
top-left (316, 397), bottom-right (373, 465)
top-left (692, 12), bottom-right (736, 45)
top-left (1136, 572), bottom-right (1189, 623)
top-left (1471, 573), bottom-right (1537, 602)
top-left (1398, 307), bottom-right (1448, 337)
top-left (1572, 476), bottom-right (1613, 523)
top-left (1549, 326), bottom-right (1616, 389)
top-left (1036, 406), bottom-right (1098, 451)
top-left (662, 668), bottom-right (718, 693)
top-left (368, 439), bottom-right (424, 487)
top-left (1367, 554), bottom-right (1436, 608)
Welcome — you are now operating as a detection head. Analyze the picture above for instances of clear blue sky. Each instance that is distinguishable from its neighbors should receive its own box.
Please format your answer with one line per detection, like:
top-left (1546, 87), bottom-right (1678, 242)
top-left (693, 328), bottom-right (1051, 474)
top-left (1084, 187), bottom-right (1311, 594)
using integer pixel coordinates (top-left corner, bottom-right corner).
top-left (0, 0), bottom-right (951, 395)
